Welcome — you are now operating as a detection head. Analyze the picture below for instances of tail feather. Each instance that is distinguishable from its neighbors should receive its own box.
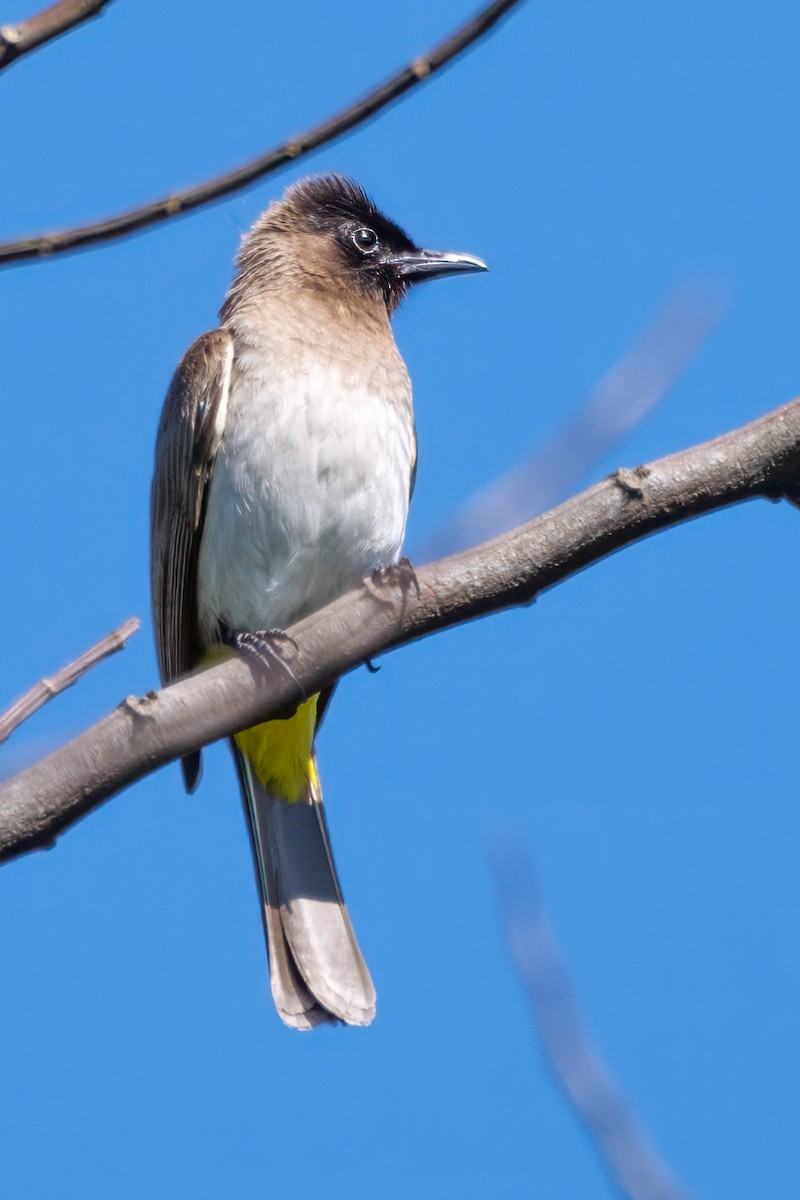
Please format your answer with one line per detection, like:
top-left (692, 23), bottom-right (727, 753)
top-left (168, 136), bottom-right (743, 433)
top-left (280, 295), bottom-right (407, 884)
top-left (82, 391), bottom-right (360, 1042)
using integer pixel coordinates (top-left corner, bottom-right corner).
top-left (234, 746), bottom-right (376, 1029)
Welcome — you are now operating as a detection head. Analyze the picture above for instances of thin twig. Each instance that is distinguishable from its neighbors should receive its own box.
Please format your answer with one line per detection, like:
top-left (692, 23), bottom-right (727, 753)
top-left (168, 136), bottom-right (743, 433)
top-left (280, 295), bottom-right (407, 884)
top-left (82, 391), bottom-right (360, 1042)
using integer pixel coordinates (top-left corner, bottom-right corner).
top-left (0, 616), bottom-right (139, 745)
top-left (491, 836), bottom-right (689, 1200)
top-left (0, 0), bottom-right (526, 265)
top-left (0, 0), bottom-right (113, 72)
top-left (0, 395), bottom-right (798, 861)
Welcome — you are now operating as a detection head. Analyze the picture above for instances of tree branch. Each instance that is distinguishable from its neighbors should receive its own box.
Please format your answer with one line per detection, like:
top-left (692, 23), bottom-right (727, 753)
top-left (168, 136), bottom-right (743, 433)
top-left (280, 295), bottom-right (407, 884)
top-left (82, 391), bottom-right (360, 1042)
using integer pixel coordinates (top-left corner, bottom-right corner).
top-left (0, 0), bottom-right (113, 72)
top-left (0, 0), bottom-right (525, 266)
top-left (1, 396), bottom-right (799, 863)
top-left (423, 283), bottom-right (725, 556)
top-left (491, 836), bottom-right (689, 1200)
top-left (0, 616), bottom-right (139, 745)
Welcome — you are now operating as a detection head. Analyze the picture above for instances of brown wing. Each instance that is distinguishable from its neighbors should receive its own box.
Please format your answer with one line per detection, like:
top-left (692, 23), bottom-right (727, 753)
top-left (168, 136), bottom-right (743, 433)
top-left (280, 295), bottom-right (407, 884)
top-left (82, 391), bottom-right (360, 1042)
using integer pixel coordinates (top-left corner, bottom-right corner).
top-left (150, 328), bottom-right (233, 792)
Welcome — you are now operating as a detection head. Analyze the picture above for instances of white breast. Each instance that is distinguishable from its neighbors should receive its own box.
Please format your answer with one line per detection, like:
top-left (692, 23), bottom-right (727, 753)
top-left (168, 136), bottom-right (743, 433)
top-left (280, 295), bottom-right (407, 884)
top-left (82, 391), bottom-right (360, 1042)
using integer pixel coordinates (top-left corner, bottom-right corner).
top-left (197, 330), bottom-right (415, 639)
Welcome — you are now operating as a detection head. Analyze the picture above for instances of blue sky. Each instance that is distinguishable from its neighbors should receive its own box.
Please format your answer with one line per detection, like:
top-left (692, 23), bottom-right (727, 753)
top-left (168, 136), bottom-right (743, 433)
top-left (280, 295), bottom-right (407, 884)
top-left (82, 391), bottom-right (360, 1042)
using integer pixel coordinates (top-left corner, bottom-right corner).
top-left (1, 1), bottom-right (799, 1196)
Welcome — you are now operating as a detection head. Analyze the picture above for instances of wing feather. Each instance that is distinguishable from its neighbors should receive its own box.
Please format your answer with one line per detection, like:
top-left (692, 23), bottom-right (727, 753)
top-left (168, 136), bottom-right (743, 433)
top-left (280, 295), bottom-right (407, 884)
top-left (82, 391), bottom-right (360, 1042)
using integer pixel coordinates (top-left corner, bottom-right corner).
top-left (150, 328), bottom-right (233, 790)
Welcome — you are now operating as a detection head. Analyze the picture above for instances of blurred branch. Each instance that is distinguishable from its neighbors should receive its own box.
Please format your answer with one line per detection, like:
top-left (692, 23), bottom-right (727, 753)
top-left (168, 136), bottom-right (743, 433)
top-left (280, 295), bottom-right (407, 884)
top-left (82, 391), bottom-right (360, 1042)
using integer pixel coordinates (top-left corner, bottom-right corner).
top-left (0, 0), bottom-right (112, 72)
top-left (426, 284), bottom-right (725, 556)
top-left (0, 0), bottom-right (525, 265)
top-left (491, 836), bottom-right (689, 1200)
top-left (0, 395), bottom-right (799, 861)
top-left (0, 617), bottom-right (139, 745)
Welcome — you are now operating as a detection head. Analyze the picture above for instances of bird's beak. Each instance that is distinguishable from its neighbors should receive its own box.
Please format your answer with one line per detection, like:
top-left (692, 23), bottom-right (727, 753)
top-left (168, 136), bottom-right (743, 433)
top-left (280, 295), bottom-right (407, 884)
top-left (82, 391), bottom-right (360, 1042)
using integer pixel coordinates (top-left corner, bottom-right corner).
top-left (383, 248), bottom-right (489, 282)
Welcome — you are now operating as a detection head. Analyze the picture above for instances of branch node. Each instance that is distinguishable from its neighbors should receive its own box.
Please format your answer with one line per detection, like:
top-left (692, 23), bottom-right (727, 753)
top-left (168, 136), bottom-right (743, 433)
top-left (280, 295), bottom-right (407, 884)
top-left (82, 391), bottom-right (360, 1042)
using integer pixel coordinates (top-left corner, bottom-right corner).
top-left (119, 693), bottom-right (157, 720)
top-left (612, 465), bottom-right (650, 499)
top-left (411, 56), bottom-right (432, 79)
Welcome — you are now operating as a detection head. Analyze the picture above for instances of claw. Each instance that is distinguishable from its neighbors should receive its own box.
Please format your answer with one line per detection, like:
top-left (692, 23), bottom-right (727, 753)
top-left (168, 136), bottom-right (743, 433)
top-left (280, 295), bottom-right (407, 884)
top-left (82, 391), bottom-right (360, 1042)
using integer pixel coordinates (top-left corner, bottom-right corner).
top-left (222, 627), bottom-right (303, 704)
top-left (225, 627), bottom-right (298, 663)
top-left (364, 557), bottom-right (420, 607)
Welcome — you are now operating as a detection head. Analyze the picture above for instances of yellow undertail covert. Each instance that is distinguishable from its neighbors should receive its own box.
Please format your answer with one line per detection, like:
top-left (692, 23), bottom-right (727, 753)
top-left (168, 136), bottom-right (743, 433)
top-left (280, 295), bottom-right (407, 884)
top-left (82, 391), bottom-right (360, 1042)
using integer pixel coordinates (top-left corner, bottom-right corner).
top-left (235, 694), bottom-right (320, 803)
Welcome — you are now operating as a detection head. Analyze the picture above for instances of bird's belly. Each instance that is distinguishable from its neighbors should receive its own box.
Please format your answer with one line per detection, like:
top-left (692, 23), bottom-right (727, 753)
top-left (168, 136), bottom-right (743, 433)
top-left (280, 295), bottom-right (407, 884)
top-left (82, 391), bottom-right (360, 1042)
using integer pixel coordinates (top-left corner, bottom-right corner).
top-left (197, 371), bottom-right (414, 638)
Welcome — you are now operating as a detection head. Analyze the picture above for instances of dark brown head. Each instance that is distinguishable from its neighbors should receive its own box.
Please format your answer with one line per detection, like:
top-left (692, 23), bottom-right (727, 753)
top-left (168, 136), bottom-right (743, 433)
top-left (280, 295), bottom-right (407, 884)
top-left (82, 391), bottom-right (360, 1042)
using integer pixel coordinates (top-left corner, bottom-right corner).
top-left (223, 174), bottom-right (487, 321)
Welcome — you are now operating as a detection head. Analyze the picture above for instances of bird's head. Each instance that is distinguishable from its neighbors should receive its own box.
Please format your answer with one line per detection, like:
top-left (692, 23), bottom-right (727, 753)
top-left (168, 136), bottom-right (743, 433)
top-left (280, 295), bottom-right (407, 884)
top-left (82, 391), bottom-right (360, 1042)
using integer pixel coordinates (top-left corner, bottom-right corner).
top-left (225, 174), bottom-right (487, 319)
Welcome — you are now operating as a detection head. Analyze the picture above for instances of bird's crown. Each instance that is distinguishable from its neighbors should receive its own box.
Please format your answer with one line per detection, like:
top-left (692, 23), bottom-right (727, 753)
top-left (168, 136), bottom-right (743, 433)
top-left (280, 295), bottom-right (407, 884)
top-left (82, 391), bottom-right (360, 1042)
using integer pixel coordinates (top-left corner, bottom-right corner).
top-left (281, 174), bottom-right (415, 253)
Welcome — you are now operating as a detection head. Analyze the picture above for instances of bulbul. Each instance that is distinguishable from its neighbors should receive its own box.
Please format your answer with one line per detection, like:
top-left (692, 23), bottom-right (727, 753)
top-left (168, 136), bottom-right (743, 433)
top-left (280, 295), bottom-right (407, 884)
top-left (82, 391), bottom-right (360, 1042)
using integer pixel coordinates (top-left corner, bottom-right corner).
top-left (150, 174), bottom-right (486, 1029)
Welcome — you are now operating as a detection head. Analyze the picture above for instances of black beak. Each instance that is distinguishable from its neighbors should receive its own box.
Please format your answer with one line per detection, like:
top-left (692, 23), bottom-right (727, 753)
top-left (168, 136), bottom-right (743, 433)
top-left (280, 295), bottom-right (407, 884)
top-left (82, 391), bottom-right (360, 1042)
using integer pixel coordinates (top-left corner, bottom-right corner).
top-left (382, 248), bottom-right (489, 282)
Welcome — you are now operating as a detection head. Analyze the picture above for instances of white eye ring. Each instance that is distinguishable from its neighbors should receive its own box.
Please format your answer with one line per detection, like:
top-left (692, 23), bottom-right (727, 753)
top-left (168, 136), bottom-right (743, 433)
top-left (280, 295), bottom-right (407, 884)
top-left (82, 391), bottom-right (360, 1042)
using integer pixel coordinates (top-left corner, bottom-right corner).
top-left (352, 226), bottom-right (379, 254)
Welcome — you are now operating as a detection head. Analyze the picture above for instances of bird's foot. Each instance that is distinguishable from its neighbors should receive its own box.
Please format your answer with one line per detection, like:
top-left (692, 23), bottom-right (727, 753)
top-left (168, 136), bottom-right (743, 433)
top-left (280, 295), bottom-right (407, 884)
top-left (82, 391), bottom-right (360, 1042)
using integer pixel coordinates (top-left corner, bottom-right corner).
top-left (223, 627), bottom-right (299, 674)
top-left (364, 557), bottom-right (420, 607)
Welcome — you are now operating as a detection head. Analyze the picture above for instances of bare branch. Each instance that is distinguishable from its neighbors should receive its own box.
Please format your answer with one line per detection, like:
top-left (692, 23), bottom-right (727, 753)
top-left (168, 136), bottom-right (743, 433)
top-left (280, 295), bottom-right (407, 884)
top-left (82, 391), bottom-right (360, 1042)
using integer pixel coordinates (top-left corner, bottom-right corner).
top-left (0, 0), bottom-right (113, 72)
top-left (491, 836), bottom-right (689, 1200)
top-left (425, 283), bottom-right (725, 556)
top-left (0, 0), bottom-right (526, 266)
top-left (0, 395), bottom-right (799, 862)
top-left (0, 616), bottom-right (140, 745)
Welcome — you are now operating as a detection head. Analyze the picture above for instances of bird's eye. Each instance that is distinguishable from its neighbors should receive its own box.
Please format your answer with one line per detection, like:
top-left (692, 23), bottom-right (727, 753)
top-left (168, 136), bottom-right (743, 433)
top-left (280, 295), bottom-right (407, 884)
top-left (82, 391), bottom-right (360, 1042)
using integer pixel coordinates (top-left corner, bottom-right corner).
top-left (352, 227), bottom-right (378, 254)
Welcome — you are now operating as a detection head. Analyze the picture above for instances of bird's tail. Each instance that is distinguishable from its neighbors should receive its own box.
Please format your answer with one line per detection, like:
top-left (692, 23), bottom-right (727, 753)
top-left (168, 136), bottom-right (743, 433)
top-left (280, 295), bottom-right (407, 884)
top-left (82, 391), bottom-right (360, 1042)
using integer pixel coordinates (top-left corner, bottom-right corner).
top-left (232, 700), bottom-right (375, 1030)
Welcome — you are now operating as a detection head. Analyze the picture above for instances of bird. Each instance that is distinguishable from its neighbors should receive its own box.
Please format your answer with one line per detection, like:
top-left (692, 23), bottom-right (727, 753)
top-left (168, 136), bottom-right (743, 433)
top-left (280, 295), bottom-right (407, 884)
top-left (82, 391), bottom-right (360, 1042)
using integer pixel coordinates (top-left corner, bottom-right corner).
top-left (150, 174), bottom-right (487, 1029)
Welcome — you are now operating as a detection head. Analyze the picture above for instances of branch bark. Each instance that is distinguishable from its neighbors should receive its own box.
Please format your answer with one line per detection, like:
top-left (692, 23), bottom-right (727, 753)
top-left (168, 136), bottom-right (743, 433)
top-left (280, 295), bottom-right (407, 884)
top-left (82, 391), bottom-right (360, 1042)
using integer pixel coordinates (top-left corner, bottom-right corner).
top-left (0, 0), bottom-right (525, 265)
top-left (0, 0), bottom-right (112, 72)
top-left (1, 396), bottom-right (799, 864)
